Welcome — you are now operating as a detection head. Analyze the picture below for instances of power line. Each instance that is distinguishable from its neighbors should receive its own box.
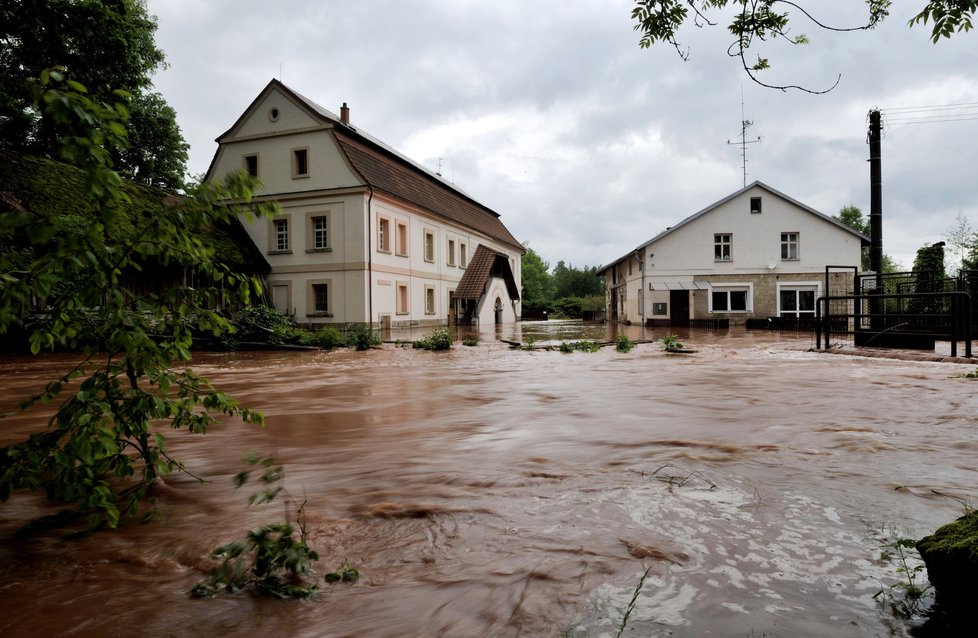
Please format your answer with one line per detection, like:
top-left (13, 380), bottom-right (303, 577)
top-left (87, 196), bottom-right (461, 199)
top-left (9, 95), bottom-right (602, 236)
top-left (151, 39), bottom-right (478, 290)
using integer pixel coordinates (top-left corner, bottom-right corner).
top-left (886, 114), bottom-right (978, 125)
top-left (882, 102), bottom-right (978, 128)
top-left (883, 101), bottom-right (978, 113)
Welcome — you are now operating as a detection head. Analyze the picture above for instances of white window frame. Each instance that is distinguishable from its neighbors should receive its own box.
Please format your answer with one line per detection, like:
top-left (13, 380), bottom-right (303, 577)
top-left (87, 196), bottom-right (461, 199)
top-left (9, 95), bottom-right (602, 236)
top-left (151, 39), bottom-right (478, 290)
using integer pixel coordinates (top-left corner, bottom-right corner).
top-left (377, 215), bottom-right (391, 253)
top-left (269, 214), bottom-right (291, 253)
top-left (709, 282), bottom-right (753, 313)
top-left (460, 242), bottom-right (468, 268)
top-left (306, 212), bottom-right (331, 252)
top-left (777, 281), bottom-right (820, 318)
top-left (714, 233), bottom-right (732, 262)
top-left (781, 232), bottom-right (799, 261)
top-left (447, 238), bottom-right (456, 266)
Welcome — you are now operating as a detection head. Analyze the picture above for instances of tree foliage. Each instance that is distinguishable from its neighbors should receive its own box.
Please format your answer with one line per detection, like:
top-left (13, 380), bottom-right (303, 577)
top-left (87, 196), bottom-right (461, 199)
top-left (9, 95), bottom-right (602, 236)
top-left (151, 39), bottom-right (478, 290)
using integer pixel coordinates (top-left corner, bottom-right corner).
top-left (0, 0), bottom-right (189, 189)
top-left (912, 242), bottom-right (947, 279)
top-left (834, 204), bottom-right (870, 235)
top-left (909, 241), bottom-right (948, 314)
top-left (831, 204), bottom-right (902, 273)
top-left (520, 244), bottom-right (605, 318)
top-left (631, 1), bottom-right (975, 92)
top-left (943, 211), bottom-right (976, 276)
top-left (520, 245), bottom-right (555, 314)
top-left (0, 70), bottom-right (274, 529)
top-left (552, 260), bottom-right (604, 299)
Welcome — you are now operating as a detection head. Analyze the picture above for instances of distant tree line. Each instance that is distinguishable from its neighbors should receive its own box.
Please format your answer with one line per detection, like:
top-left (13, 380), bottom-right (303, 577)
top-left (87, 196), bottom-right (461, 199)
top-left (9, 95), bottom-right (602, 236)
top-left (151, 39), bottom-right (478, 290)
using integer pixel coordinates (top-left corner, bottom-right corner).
top-left (521, 245), bottom-right (605, 319)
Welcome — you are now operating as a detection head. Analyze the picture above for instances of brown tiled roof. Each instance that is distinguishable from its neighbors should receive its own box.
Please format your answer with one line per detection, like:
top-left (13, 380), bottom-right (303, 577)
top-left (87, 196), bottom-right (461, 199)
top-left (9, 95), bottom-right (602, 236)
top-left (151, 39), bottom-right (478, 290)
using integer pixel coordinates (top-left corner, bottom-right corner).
top-left (454, 244), bottom-right (520, 300)
top-left (335, 135), bottom-right (522, 251)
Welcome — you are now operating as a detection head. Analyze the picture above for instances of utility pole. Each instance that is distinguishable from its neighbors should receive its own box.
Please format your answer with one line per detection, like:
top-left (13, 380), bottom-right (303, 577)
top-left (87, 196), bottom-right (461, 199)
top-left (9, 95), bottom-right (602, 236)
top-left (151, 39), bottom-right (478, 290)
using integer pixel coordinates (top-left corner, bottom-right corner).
top-left (868, 109), bottom-right (883, 279)
top-left (728, 90), bottom-right (761, 188)
top-left (868, 108), bottom-right (884, 329)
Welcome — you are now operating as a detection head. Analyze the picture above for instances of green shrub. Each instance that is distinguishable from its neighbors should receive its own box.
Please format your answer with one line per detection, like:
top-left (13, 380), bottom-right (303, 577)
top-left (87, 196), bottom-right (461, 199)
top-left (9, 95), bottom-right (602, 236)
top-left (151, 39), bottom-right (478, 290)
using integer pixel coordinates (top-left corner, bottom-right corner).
top-left (234, 306), bottom-right (298, 344)
top-left (660, 334), bottom-right (684, 351)
top-left (462, 338), bottom-right (478, 347)
top-left (313, 326), bottom-right (346, 349)
top-left (559, 341), bottom-right (574, 353)
top-left (346, 324), bottom-right (379, 351)
top-left (615, 334), bottom-right (635, 353)
top-left (412, 328), bottom-right (453, 351)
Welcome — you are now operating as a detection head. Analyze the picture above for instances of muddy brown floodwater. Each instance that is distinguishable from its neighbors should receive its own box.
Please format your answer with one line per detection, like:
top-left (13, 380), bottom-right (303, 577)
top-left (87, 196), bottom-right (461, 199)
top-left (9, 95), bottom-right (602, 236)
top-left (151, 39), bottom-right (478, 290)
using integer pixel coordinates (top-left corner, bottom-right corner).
top-left (1, 324), bottom-right (977, 638)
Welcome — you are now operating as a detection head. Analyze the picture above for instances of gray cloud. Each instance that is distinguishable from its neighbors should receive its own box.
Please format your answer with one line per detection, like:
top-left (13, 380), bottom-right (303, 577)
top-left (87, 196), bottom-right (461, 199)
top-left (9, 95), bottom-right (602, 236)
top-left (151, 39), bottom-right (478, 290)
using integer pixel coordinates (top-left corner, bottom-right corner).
top-left (149, 0), bottom-right (978, 271)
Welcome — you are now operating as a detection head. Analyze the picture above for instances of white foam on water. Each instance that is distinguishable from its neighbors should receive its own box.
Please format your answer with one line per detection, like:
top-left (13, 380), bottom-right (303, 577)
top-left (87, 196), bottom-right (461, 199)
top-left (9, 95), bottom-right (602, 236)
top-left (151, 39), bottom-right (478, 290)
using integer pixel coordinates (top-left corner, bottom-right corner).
top-left (581, 477), bottom-right (911, 633)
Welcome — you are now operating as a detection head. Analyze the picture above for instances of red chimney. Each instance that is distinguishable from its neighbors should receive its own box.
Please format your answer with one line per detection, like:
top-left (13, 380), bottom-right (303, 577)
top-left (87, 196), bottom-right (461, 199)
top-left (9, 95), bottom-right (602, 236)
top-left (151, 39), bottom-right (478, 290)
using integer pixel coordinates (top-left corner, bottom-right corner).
top-left (340, 102), bottom-right (349, 125)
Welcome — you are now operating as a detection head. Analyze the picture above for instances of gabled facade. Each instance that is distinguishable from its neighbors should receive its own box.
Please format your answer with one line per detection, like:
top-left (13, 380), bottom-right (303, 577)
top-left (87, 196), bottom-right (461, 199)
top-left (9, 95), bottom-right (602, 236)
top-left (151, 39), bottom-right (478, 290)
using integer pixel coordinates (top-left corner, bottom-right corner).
top-left (206, 80), bottom-right (523, 328)
top-left (598, 182), bottom-right (869, 325)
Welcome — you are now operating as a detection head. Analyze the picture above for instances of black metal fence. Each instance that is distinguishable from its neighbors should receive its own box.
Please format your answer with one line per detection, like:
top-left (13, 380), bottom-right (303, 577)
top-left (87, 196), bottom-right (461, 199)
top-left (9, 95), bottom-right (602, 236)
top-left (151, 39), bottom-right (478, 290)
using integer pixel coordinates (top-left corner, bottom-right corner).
top-left (815, 284), bottom-right (973, 357)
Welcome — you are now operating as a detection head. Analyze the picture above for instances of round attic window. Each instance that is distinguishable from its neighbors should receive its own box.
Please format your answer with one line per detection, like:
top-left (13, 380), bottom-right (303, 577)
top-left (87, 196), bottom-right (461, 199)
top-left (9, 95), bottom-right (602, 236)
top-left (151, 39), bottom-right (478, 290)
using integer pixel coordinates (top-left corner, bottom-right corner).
top-left (268, 107), bottom-right (280, 122)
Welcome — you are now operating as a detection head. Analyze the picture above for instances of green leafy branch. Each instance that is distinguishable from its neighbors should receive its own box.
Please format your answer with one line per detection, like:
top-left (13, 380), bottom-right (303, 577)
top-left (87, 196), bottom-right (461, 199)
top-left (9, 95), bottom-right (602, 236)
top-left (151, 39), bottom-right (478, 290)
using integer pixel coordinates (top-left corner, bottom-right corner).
top-left (192, 454), bottom-right (346, 600)
top-left (629, 1), bottom-right (977, 93)
top-left (0, 69), bottom-right (272, 530)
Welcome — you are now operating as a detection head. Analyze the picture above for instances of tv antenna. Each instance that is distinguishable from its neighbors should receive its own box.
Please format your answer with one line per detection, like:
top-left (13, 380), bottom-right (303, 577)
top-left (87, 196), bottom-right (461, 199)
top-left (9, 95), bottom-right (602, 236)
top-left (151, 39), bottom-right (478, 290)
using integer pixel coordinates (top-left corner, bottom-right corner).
top-left (727, 89), bottom-right (761, 187)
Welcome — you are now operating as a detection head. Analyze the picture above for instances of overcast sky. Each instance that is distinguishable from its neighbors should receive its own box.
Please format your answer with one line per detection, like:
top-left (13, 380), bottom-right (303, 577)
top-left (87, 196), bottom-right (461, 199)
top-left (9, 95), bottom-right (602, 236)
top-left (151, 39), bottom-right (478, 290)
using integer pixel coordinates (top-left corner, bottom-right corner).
top-left (149, 0), bottom-right (978, 271)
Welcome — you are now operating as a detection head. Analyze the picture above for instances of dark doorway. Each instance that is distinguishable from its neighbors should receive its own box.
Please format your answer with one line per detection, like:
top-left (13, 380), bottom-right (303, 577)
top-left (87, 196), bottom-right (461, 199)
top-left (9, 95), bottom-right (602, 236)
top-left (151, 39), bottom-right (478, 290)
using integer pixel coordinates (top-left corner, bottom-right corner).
top-left (670, 290), bottom-right (690, 325)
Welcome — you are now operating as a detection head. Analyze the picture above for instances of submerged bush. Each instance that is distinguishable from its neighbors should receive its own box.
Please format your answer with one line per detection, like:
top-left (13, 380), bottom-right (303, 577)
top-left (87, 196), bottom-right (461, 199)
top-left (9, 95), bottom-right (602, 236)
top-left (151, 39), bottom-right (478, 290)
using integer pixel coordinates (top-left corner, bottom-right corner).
top-left (615, 334), bottom-right (635, 353)
top-left (346, 324), bottom-right (379, 351)
top-left (660, 334), bottom-right (684, 352)
top-left (413, 328), bottom-right (453, 351)
top-left (575, 340), bottom-right (601, 353)
top-left (191, 455), bottom-right (320, 599)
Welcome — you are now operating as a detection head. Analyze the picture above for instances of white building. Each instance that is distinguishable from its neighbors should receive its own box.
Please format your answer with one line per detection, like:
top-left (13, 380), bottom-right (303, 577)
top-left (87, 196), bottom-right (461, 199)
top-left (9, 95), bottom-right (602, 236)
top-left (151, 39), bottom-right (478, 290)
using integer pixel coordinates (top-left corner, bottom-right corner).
top-left (206, 79), bottom-right (523, 329)
top-left (598, 182), bottom-right (869, 325)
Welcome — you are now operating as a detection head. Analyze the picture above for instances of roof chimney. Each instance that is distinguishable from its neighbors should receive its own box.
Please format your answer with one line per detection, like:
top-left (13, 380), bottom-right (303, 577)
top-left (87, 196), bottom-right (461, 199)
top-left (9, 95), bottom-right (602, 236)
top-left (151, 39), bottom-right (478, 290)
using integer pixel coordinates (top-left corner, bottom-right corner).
top-left (340, 102), bottom-right (349, 125)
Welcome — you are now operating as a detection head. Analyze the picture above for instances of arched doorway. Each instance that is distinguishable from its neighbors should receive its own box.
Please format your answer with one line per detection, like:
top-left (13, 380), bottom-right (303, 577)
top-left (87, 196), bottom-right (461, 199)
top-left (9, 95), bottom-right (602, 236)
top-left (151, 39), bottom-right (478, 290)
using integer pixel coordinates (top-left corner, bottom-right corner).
top-left (494, 297), bottom-right (503, 324)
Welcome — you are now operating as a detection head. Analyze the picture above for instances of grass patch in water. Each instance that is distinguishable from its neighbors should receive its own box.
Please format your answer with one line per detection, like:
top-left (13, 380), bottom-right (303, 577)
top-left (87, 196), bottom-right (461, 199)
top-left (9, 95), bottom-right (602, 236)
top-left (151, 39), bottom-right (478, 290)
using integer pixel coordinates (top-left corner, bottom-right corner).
top-left (873, 524), bottom-right (933, 619)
